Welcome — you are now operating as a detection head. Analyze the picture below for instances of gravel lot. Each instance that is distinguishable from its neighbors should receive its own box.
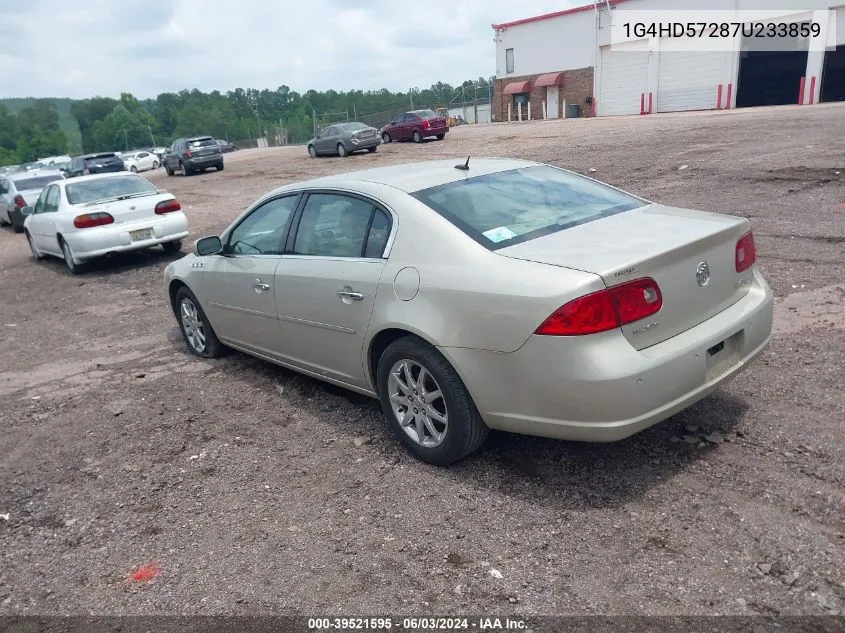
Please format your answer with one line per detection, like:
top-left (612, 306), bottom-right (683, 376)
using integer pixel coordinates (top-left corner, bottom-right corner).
top-left (0, 104), bottom-right (843, 618)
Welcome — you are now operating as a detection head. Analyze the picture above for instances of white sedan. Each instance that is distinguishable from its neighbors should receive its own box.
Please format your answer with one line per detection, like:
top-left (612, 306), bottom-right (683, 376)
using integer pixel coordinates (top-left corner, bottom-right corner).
top-left (22, 172), bottom-right (189, 274)
top-left (121, 151), bottom-right (160, 173)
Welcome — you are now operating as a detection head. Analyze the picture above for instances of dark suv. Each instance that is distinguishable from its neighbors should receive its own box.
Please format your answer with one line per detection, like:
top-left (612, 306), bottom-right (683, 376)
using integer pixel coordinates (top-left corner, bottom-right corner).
top-left (65, 153), bottom-right (125, 178)
top-left (164, 136), bottom-right (224, 176)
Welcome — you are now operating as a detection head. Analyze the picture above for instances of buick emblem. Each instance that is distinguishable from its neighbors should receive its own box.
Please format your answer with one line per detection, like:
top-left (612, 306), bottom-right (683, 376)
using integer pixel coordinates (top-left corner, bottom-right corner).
top-left (696, 261), bottom-right (711, 287)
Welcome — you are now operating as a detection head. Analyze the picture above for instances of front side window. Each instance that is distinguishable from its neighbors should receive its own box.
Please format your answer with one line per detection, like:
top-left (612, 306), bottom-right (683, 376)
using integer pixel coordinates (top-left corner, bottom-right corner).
top-left (44, 186), bottom-right (60, 212)
top-left (506, 48), bottom-right (514, 73)
top-left (34, 187), bottom-right (48, 213)
top-left (412, 166), bottom-right (644, 250)
top-left (227, 195), bottom-right (298, 255)
top-left (293, 193), bottom-right (390, 259)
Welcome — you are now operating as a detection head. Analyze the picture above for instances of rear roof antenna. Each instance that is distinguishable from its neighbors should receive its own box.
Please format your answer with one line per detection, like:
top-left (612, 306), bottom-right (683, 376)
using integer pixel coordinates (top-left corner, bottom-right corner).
top-left (454, 156), bottom-right (470, 171)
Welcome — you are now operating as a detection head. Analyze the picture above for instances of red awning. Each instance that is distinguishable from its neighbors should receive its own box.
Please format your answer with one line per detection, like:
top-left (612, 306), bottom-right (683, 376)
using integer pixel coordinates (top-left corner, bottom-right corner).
top-left (503, 81), bottom-right (531, 95)
top-left (535, 72), bottom-right (564, 87)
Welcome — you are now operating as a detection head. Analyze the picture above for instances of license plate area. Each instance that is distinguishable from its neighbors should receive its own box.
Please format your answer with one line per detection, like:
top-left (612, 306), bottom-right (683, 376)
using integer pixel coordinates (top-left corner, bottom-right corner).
top-left (706, 330), bottom-right (743, 381)
top-left (130, 228), bottom-right (153, 241)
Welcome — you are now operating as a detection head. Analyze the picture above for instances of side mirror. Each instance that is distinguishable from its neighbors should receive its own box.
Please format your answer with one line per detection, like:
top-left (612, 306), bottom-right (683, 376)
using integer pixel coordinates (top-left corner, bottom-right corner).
top-left (195, 235), bottom-right (223, 256)
top-left (21, 205), bottom-right (33, 216)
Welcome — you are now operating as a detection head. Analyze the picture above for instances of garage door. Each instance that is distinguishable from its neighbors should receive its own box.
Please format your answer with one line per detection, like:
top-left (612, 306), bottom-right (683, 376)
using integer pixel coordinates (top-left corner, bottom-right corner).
top-left (598, 45), bottom-right (648, 116)
top-left (657, 48), bottom-right (731, 112)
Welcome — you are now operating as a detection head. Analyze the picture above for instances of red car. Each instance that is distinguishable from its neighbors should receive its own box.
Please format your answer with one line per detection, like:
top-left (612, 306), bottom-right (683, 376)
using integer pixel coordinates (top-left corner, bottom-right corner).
top-left (380, 109), bottom-right (449, 144)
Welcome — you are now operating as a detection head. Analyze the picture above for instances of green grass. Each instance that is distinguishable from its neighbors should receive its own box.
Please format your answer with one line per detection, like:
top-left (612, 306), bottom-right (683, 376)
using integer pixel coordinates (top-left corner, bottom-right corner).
top-left (0, 97), bottom-right (83, 154)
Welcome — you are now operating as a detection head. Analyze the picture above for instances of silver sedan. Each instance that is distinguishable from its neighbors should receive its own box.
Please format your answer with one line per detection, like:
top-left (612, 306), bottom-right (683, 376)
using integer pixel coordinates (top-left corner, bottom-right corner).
top-left (164, 158), bottom-right (773, 465)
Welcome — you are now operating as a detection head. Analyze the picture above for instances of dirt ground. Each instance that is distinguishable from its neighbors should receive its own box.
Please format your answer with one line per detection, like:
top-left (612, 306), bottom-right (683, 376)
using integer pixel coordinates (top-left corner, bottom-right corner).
top-left (0, 104), bottom-right (843, 618)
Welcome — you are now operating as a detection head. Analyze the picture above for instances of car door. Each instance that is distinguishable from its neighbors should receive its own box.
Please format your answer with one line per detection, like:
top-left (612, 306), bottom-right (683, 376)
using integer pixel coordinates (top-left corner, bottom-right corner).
top-left (0, 178), bottom-right (9, 222)
top-left (136, 152), bottom-right (151, 170)
top-left (316, 126), bottom-right (335, 154)
top-left (273, 191), bottom-right (392, 388)
top-left (28, 185), bottom-right (61, 253)
top-left (198, 194), bottom-right (300, 358)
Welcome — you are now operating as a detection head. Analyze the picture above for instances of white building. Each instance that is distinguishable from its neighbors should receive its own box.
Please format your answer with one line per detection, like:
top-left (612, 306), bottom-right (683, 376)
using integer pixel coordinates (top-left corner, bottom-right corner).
top-left (492, 0), bottom-right (845, 120)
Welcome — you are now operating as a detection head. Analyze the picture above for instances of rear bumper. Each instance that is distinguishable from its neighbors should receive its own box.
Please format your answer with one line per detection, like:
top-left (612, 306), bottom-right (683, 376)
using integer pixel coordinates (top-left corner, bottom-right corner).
top-left (422, 127), bottom-right (448, 138)
top-left (347, 137), bottom-right (381, 150)
top-left (441, 268), bottom-right (774, 442)
top-left (185, 155), bottom-right (223, 169)
top-left (64, 213), bottom-right (189, 260)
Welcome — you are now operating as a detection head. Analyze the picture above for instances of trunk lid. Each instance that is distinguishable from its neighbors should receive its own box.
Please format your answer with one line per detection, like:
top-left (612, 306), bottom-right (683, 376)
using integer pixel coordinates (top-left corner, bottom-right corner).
top-left (498, 204), bottom-right (753, 350)
top-left (80, 191), bottom-right (177, 226)
top-left (17, 188), bottom-right (46, 206)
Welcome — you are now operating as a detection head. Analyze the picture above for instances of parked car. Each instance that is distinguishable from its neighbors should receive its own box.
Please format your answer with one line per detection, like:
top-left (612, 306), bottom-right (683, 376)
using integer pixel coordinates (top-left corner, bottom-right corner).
top-left (307, 122), bottom-right (381, 158)
top-left (163, 157), bottom-right (773, 466)
top-left (379, 110), bottom-right (449, 144)
top-left (164, 136), bottom-right (223, 176)
top-left (20, 172), bottom-right (188, 273)
top-left (65, 153), bottom-right (125, 178)
top-left (216, 139), bottom-right (238, 153)
top-left (147, 147), bottom-right (168, 162)
top-left (0, 169), bottom-right (65, 233)
top-left (121, 150), bottom-right (160, 173)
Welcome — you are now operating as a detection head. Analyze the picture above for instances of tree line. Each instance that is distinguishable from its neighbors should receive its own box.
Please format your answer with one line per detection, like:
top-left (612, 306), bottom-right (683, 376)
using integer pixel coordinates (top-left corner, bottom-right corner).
top-left (0, 77), bottom-right (494, 165)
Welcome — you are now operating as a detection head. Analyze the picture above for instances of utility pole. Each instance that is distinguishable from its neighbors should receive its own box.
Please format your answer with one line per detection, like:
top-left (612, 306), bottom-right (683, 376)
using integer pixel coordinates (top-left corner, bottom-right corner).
top-left (410, 88), bottom-right (414, 109)
top-left (353, 102), bottom-right (357, 120)
top-left (122, 129), bottom-right (129, 151)
top-left (147, 125), bottom-right (156, 146)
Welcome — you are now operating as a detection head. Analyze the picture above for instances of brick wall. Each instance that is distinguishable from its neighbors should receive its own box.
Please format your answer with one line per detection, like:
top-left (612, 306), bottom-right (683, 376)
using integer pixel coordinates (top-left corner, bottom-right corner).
top-left (493, 67), bottom-right (595, 121)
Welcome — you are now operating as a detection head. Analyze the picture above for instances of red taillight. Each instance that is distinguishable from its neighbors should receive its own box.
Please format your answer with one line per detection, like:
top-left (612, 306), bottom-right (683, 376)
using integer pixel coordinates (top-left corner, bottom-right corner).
top-left (13, 195), bottom-right (26, 208)
top-left (155, 199), bottom-right (181, 215)
top-left (183, 150), bottom-right (192, 158)
top-left (423, 119), bottom-right (430, 129)
top-left (735, 231), bottom-right (756, 273)
top-left (73, 212), bottom-right (114, 229)
top-left (535, 277), bottom-right (662, 336)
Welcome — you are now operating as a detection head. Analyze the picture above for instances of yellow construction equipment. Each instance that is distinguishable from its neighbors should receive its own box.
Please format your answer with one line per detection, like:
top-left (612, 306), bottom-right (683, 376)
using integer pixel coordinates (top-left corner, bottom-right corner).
top-left (435, 107), bottom-right (458, 127)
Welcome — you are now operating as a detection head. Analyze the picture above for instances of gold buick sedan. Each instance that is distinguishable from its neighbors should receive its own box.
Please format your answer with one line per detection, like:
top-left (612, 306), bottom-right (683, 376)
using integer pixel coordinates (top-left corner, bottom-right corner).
top-left (164, 158), bottom-right (773, 465)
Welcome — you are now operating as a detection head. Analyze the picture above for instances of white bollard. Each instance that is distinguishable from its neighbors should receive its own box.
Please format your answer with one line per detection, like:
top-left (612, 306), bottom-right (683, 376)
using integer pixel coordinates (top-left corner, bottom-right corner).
top-left (527, 102), bottom-right (532, 121)
top-left (542, 100), bottom-right (547, 120)
top-left (508, 103), bottom-right (512, 122)
top-left (518, 102), bottom-right (522, 122)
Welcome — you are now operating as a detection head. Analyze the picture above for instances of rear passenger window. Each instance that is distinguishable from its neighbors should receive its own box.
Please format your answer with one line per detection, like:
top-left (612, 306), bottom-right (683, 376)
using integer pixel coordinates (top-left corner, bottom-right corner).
top-left (365, 210), bottom-right (391, 258)
top-left (293, 194), bottom-right (391, 259)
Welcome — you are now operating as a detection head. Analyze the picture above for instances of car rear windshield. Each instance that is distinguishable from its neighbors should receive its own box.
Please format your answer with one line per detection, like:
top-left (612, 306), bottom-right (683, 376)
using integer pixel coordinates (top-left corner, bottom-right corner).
top-left (339, 122), bottom-right (369, 132)
top-left (12, 175), bottom-right (63, 190)
top-left (85, 154), bottom-right (121, 163)
top-left (416, 110), bottom-right (439, 119)
top-left (66, 175), bottom-right (157, 205)
top-left (188, 137), bottom-right (216, 148)
top-left (412, 166), bottom-right (645, 250)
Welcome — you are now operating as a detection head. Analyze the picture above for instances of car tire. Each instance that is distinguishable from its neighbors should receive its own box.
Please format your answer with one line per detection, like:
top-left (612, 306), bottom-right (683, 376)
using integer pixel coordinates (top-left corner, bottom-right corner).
top-left (376, 335), bottom-right (489, 466)
top-left (216, 163), bottom-right (224, 171)
top-left (308, 145), bottom-right (317, 158)
top-left (337, 143), bottom-right (348, 158)
top-left (174, 286), bottom-right (225, 358)
top-left (59, 237), bottom-right (85, 275)
top-left (152, 161), bottom-right (159, 169)
top-left (412, 130), bottom-right (423, 143)
top-left (26, 230), bottom-right (43, 261)
top-left (368, 146), bottom-right (377, 153)
top-left (165, 164), bottom-right (174, 176)
top-left (162, 240), bottom-right (182, 253)
top-left (130, 166), bottom-right (138, 173)
top-left (382, 132), bottom-right (391, 144)
top-left (180, 162), bottom-right (190, 177)
top-left (436, 134), bottom-right (445, 140)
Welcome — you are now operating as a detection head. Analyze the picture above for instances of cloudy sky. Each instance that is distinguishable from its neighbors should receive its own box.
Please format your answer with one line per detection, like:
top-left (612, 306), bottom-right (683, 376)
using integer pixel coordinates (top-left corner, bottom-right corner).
top-left (0, 0), bottom-right (571, 99)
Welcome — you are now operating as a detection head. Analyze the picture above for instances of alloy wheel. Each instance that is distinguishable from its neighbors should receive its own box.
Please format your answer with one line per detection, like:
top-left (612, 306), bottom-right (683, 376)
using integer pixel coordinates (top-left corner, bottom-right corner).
top-left (180, 297), bottom-right (207, 353)
top-left (387, 359), bottom-right (448, 447)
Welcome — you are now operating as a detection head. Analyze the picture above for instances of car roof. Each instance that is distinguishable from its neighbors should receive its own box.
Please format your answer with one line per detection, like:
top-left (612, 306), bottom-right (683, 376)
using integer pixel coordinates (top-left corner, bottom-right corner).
top-left (273, 157), bottom-right (541, 195)
top-left (81, 152), bottom-right (118, 158)
top-left (57, 172), bottom-right (143, 186)
top-left (9, 169), bottom-right (64, 181)
top-left (187, 136), bottom-right (213, 141)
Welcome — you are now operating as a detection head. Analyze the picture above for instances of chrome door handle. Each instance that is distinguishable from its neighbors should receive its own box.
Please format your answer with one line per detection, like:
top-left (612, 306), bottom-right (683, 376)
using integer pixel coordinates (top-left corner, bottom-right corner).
top-left (337, 290), bottom-right (364, 301)
top-left (252, 278), bottom-right (270, 292)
